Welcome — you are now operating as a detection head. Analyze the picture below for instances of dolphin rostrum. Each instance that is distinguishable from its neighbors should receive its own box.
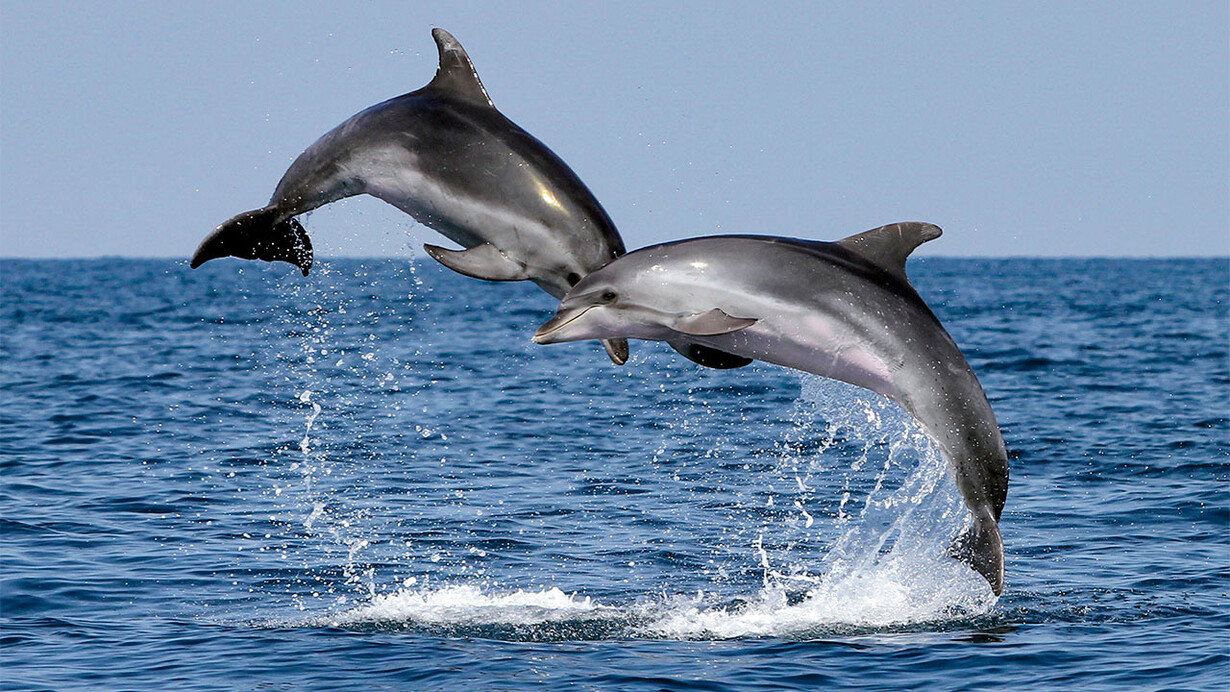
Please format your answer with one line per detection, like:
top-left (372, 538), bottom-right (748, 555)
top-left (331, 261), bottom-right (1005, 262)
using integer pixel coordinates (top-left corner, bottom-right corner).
top-left (191, 29), bottom-right (629, 364)
top-left (533, 223), bottom-right (1009, 594)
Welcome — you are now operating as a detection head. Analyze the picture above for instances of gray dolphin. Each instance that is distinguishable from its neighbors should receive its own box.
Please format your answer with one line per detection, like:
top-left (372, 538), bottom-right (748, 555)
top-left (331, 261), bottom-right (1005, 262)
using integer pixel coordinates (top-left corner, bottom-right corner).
top-left (533, 223), bottom-right (1009, 594)
top-left (191, 28), bottom-right (629, 364)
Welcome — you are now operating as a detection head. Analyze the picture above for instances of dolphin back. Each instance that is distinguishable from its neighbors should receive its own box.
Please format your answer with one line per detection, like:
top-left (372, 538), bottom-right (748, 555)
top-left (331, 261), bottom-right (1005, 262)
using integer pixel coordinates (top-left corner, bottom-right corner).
top-left (190, 206), bottom-right (313, 276)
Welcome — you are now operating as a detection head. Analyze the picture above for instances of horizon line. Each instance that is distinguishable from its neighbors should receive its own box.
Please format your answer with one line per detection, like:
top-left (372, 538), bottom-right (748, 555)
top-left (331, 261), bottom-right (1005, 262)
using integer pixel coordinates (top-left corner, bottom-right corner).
top-left (1, 254), bottom-right (1227, 262)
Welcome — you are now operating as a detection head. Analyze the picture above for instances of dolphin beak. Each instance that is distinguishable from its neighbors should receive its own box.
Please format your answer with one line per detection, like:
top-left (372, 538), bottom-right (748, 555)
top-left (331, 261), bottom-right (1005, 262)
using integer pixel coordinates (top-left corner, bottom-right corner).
top-left (533, 305), bottom-right (594, 344)
top-left (535, 306), bottom-right (628, 364)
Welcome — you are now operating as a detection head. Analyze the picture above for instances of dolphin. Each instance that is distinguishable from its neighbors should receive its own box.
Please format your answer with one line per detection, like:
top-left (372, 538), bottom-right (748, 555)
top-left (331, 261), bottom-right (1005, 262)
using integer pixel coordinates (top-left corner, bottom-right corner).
top-left (191, 28), bottom-right (629, 364)
top-left (533, 223), bottom-right (1009, 594)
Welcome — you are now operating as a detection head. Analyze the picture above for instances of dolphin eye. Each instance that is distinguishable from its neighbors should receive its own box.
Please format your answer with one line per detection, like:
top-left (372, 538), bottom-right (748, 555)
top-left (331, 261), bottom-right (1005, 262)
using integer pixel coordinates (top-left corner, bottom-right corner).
top-left (600, 290), bottom-right (618, 304)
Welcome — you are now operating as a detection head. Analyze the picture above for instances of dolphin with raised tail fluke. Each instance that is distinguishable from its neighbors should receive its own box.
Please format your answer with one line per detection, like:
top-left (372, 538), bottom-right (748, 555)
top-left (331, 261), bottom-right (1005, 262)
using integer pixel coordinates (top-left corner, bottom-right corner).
top-left (533, 223), bottom-right (1010, 594)
top-left (191, 29), bottom-right (629, 364)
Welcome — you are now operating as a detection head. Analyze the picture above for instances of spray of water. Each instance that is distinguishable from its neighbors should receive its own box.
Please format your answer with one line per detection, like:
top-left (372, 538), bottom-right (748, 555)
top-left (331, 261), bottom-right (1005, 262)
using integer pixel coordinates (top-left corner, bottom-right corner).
top-left (302, 372), bottom-right (996, 638)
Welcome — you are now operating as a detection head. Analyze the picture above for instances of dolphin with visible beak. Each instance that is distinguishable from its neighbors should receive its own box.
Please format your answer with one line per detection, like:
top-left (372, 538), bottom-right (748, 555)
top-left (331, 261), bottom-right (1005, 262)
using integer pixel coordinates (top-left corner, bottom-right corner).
top-left (191, 29), bottom-right (629, 364)
top-left (534, 223), bottom-right (1010, 594)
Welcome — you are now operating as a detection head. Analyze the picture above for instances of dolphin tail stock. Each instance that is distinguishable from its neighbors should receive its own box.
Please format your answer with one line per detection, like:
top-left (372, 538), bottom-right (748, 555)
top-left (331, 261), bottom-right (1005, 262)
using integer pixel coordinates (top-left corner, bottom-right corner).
top-left (949, 510), bottom-right (1005, 596)
top-left (191, 207), bottom-right (313, 276)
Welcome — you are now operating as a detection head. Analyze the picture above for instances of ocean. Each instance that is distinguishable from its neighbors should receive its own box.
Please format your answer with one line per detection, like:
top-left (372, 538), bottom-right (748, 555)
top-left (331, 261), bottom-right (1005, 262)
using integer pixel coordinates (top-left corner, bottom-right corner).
top-left (2, 256), bottom-right (1226, 690)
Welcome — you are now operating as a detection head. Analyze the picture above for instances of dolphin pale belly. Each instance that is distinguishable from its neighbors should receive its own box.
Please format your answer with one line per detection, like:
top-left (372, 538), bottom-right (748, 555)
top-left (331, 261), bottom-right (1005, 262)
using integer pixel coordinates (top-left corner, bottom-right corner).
top-left (534, 223), bottom-right (1010, 594)
top-left (191, 28), bottom-right (628, 364)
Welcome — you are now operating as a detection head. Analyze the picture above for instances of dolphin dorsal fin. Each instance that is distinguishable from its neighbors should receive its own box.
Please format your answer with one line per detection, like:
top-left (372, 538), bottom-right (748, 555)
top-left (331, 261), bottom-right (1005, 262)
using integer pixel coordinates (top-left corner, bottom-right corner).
top-left (426, 28), bottom-right (494, 107)
top-left (836, 222), bottom-right (942, 282)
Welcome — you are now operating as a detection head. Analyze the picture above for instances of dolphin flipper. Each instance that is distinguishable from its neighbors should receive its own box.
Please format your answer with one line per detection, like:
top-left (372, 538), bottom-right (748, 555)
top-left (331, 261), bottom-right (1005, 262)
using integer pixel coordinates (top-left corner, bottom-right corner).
top-left (191, 207), bottom-right (313, 276)
top-left (671, 308), bottom-right (758, 336)
top-left (424, 243), bottom-right (531, 282)
top-left (950, 512), bottom-right (1005, 595)
top-left (668, 340), bottom-right (753, 370)
top-left (424, 242), bottom-right (628, 365)
top-left (601, 338), bottom-right (630, 366)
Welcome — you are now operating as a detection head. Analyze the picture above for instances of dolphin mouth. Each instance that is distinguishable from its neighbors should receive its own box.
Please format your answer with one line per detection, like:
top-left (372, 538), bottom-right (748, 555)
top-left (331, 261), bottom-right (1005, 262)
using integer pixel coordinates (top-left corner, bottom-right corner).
top-left (533, 306), bottom-right (594, 344)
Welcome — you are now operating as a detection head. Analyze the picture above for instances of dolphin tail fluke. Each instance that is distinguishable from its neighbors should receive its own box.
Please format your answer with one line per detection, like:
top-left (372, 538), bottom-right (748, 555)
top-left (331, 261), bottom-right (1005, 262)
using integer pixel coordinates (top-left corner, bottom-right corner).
top-left (191, 207), bottom-right (313, 276)
top-left (950, 512), bottom-right (1004, 596)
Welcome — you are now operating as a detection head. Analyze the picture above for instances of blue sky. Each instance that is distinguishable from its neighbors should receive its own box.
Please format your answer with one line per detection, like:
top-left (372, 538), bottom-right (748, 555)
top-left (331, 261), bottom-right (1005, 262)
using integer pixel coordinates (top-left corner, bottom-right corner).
top-left (1, 1), bottom-right (1226, 258)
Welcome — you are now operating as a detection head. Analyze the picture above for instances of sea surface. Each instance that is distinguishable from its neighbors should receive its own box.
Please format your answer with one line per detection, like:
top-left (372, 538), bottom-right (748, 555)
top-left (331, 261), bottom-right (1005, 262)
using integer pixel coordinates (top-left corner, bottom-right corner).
top-left (2, 256), bottom-right (1226, 690)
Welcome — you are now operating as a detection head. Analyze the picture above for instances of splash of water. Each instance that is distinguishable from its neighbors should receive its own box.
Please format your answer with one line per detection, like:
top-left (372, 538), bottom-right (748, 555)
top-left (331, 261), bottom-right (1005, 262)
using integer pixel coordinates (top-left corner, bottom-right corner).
top-left (309, 373), bottom-right (996, 639)
top-left (322, 585), bottom-right (612, 629)
top-left (297, 390), bottom-right (321, 454)
top-left (674, 374), bottom-right (998, 636)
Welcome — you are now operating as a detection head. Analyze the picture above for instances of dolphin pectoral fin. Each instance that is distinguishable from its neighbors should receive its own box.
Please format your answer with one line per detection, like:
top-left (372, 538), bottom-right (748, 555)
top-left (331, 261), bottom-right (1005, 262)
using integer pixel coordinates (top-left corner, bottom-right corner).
top-left (837, 222), bottom-right (942, 282)
top-left (667, 340), bottom-right (753, 370)
top-left (671, 308), bottom-right (758, 337)
top-left (950, 512), bottom-right (1005, 596)
top-left (601, 338), bottom-right (629, 366)
top-left (423, 243), bottom-right (530, 282)
top-left (191, 207), bottom-right (313, 276)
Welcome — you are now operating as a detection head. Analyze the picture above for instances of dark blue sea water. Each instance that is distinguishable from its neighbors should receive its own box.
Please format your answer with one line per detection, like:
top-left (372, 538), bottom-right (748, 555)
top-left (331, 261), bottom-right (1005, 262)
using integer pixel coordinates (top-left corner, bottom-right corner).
top-left (2, 256), bottom-right (1227, 690)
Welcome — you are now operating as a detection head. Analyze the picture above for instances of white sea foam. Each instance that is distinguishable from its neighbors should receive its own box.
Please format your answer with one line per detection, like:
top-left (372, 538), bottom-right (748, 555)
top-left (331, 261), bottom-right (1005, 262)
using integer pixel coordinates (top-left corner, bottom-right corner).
top-left (322, 585), bottom-right (612, 628)
top-left (318, 562), bottom-right (992, 638)
top-left (643, 540), bottom-right (995, 639)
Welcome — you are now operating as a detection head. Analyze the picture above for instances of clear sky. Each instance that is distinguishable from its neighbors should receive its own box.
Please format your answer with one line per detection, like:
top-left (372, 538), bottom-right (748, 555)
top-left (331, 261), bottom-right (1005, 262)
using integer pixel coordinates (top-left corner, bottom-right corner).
top-left (1, 1), bottom-right (1226, 259)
